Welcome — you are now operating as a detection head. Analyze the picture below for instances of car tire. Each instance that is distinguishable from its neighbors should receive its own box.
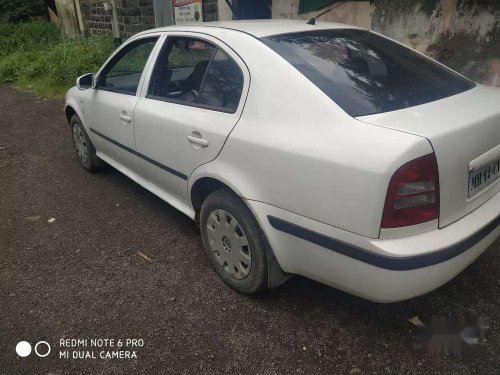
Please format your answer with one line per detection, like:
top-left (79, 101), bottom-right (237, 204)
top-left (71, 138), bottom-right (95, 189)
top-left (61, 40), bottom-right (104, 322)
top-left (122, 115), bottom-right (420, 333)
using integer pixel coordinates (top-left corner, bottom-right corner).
top-left (70, 114), bottom-right (101, 172)
top-left (200, 189), bottom-right (268, 294)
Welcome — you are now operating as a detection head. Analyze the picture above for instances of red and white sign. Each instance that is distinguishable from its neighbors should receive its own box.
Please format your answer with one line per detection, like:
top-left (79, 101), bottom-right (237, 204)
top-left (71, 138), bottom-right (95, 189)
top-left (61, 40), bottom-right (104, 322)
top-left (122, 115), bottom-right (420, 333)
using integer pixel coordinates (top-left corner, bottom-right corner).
top-left (172, 0), bottom-right (203, 24)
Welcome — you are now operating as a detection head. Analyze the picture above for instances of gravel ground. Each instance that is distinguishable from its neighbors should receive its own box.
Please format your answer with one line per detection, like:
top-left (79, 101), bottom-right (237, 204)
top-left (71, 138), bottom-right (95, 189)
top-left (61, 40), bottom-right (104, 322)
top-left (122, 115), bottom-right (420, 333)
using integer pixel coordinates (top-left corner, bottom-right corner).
top-left (0, 86), bottom-right (499, 374)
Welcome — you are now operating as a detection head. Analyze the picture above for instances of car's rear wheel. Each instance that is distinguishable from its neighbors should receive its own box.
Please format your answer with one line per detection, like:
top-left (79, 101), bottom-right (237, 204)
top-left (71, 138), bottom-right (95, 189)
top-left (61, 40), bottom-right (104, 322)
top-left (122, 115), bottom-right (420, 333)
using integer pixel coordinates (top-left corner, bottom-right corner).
top-left (200, 190), bottom-right (268, 293)
top-left (70, 115), bottom-right (100, 172)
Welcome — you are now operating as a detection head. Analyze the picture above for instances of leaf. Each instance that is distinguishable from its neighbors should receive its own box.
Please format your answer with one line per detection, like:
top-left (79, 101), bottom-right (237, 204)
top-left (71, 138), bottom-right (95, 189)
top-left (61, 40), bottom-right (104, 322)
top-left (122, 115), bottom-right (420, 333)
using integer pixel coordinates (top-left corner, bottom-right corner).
top-left (409, 315), bottom-right (426, 328)
top-left (137, 251), bottom-right (153, 262)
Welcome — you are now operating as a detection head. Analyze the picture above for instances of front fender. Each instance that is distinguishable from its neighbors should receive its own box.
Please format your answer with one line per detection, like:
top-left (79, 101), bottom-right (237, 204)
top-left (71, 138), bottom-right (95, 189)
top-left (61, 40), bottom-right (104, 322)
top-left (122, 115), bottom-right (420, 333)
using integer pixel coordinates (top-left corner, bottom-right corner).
top-left (64, 86), bottom-right (87, 129)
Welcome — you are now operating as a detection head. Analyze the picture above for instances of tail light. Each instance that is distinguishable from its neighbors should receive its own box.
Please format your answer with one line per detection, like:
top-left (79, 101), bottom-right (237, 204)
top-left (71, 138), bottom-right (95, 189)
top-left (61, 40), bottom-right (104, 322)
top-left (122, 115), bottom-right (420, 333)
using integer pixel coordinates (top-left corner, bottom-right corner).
top-left (381, 153), bottom-right (440, 228)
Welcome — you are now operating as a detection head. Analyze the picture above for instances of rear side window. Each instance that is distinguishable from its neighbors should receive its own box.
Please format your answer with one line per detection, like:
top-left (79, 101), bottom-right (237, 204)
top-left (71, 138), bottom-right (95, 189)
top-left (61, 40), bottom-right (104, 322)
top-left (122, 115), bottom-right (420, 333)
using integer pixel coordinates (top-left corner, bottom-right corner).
top-left (149, 37), bottom-right (216, 100)
top-left (198, 49), bottom-right (244, 112)
top-left (148, 37), bottom-right (244, 113)
top-left (262, 30), bottom-right (475, 117)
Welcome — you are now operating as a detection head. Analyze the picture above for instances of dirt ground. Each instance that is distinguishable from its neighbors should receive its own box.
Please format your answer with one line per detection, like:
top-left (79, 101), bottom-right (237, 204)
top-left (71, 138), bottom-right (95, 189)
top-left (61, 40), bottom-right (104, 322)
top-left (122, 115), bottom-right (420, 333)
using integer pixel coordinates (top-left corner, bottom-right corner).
top-left (0, 85), bottom-right (499, 374)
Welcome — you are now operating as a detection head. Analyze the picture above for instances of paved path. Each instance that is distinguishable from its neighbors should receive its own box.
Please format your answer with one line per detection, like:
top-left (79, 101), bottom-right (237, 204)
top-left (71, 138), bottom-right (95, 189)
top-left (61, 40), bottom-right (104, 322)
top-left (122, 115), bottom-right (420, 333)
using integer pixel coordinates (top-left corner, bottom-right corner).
top-left (0, 86), bottom-right (499, 374)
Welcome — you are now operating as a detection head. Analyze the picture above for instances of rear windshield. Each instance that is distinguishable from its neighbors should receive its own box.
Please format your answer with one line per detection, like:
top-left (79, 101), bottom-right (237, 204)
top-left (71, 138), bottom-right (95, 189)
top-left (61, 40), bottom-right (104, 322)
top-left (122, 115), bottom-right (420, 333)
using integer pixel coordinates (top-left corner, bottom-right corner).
top-left (261, 29), bottom-right (475, 117)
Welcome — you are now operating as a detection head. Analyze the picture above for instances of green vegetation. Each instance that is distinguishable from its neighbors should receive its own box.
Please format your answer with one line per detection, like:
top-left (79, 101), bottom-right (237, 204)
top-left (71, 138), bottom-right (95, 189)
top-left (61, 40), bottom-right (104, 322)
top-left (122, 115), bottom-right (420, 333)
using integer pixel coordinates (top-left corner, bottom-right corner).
top-left (168, 39), bottom-right (215, 68)
top-left (0, 21), bottom-right (115, 97)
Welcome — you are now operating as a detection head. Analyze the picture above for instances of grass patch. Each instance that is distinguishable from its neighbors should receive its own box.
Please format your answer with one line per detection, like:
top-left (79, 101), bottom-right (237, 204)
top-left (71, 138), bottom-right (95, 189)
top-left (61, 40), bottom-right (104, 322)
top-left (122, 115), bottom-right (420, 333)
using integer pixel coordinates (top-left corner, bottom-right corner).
top-left (0, 21), bottom-right (115, 97)
top-left (14, 77), bottom-right (69, 97)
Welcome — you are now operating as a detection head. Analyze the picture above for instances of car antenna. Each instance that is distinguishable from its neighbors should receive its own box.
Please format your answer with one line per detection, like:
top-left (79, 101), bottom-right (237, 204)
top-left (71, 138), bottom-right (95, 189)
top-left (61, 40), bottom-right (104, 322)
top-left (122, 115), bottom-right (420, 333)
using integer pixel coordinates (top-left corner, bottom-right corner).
top-left (224, 0), bottom-right (239, 20)
top-left (306, 1), bottom-right (348, 25)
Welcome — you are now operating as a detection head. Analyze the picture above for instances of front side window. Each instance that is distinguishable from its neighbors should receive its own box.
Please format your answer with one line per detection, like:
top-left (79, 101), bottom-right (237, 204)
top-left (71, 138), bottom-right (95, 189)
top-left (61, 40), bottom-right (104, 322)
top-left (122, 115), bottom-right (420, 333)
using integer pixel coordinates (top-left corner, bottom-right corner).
top-left (148, 37), bottom-right (244, 113)
top-left (262, 30), bottom-right (475, 117)
top-left (99, 37), bottom-right (158, 95)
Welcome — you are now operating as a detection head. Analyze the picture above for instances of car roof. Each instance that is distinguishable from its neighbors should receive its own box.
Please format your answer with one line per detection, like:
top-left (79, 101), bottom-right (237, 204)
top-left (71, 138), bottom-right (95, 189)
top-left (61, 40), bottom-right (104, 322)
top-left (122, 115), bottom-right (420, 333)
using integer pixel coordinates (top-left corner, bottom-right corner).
top-left (139, 19), bottom-right (362, 38)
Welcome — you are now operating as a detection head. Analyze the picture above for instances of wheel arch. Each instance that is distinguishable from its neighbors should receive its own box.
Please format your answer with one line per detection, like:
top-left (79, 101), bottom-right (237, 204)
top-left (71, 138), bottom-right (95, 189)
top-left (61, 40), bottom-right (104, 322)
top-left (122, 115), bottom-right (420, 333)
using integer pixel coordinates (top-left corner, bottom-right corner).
top-left (190, 176), bottom-right (241, 222)
top-left (64, 96), bottom-right (86, 129)
top-left (65, 105), bottom-right (77, 124)
top-left (189, 174), bottom-right (290, 289)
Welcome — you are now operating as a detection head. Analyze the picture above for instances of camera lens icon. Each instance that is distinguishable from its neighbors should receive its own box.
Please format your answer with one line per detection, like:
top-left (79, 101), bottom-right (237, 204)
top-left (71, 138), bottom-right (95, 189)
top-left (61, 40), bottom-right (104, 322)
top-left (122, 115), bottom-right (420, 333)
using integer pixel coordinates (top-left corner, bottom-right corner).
top-left (16, 341), bottom-right (51, 357)
top-left (15, 341), bottom-right (31, 357)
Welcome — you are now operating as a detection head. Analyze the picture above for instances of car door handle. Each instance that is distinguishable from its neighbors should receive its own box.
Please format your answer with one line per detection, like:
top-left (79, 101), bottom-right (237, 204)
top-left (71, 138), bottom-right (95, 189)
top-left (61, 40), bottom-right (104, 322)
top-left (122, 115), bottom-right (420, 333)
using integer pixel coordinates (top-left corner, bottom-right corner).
top-left (119, 114), bottom-right (132, 123)
top-left (187, 135), bottom-right (209, 147)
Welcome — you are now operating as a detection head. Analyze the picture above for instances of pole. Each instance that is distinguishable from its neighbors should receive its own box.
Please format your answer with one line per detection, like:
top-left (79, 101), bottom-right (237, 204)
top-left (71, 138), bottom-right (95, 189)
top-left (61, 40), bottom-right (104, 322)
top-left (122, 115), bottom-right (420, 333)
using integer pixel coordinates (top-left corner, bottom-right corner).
top-left (110, 0), bottom-right (121, 45)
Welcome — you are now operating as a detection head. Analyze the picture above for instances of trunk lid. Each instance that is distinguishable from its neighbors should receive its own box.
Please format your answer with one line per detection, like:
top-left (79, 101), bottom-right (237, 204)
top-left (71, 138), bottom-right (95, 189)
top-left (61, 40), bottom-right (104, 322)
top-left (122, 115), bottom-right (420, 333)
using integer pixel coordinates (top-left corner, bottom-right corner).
top-left (358, 84), bottom-right (500, 228)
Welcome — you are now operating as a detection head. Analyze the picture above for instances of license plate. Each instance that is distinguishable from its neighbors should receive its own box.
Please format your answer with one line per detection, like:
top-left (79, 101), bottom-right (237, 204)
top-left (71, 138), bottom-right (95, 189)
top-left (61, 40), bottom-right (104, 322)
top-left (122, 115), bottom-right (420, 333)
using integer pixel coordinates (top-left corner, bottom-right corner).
top-left (469, 159), bottom-right (500, 196)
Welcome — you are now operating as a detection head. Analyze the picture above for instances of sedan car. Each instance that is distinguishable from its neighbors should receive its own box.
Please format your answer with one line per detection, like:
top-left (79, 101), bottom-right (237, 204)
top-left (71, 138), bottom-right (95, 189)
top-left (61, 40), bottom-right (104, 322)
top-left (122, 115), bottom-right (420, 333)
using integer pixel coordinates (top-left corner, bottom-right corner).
top-left (65, 20), bottom-right (500, 302)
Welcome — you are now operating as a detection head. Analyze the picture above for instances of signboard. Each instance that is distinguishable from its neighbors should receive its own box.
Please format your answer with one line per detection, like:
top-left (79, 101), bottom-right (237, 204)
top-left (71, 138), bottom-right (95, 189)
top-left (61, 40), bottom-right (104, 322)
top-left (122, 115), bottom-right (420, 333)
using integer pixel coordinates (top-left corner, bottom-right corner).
top-left (172, 0), bottom-right (203, 24)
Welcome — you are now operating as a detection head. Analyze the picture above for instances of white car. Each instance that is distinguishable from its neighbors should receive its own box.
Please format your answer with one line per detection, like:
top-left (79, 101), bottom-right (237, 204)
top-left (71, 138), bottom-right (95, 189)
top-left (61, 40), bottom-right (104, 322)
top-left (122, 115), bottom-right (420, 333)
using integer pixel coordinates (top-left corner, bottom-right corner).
top-left (65, 20), bottom-right (500, 302)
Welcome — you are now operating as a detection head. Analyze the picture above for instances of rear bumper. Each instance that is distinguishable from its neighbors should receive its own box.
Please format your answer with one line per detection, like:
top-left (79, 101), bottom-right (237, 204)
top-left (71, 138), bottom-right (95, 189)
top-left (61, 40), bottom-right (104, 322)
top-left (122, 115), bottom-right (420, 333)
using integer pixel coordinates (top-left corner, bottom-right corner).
top-left (246, 191), bottom-right (500, 302)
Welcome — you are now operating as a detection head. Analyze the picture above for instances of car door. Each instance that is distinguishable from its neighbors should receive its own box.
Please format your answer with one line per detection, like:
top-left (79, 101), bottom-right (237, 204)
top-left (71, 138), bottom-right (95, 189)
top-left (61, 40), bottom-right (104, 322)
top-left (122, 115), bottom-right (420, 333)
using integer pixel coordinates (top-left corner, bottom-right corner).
top-left (133, 33), bottom-right (249, 203)
top-left (85, 35), bottom-right (161, 174)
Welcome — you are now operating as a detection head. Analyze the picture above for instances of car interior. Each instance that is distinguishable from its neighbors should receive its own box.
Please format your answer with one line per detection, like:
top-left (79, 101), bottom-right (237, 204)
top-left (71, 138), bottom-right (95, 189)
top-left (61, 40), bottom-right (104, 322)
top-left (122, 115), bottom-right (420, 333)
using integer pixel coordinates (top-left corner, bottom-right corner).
top-left (149, 38), bottom-right (214, 102)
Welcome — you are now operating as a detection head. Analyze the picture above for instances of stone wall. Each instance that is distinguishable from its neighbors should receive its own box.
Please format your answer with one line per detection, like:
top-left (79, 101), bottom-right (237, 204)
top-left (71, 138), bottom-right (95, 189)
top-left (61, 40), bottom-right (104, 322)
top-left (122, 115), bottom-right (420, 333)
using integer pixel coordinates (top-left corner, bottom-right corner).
top-left (79, 0), bottom-right (156, 39)
top-left (79, 0), bottom-right (219, 37)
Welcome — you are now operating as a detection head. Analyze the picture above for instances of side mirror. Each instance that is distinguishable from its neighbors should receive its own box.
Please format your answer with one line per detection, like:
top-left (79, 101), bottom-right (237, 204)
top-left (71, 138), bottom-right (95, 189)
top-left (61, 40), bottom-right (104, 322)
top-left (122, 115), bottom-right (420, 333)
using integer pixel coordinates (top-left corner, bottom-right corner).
top-left (77, 73), bottom-right (95, 90)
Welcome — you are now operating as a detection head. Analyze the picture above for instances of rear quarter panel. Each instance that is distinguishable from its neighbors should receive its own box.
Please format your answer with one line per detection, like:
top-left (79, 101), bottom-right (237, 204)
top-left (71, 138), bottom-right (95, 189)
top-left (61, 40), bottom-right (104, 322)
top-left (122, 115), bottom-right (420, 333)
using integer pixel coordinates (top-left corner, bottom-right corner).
top-left (189, 30), bottom-right (433, 238)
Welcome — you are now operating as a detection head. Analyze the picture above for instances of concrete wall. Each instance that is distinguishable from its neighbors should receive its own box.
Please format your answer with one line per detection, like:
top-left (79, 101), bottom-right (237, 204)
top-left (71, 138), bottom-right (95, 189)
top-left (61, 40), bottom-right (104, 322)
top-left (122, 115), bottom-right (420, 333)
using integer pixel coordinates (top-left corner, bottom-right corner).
top-left (272, 0), bottom-right (500, 87)
top-left (373, 0), bottom-right (499, 86)
top-left (273, 0), bottom-right (372, 28)
top-left (217, 0), bottom-right (233, 21)
top-left (203, 0), bottom-right (219, 21)
top-left (152, 0), bottom-right (174, 27)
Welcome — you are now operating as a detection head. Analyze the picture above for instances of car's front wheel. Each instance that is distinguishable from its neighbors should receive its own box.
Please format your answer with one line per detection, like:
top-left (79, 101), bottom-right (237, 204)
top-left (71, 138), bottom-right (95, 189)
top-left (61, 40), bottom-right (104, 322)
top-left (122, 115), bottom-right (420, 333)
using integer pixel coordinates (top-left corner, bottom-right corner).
top-left (200, 190), bottom-right (268, 293)
top-left (70, 114), bottom-right (101, 172)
